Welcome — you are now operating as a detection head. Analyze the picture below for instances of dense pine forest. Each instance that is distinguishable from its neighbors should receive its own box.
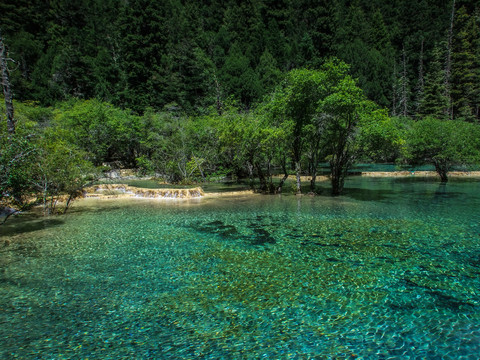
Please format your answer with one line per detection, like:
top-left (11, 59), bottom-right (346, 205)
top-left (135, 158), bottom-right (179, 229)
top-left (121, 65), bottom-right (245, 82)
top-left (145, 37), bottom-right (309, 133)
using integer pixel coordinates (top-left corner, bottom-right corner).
top-left (1, 0), bottom-right (480, 212)
top-left (2, 0), bottom-right (479, 117)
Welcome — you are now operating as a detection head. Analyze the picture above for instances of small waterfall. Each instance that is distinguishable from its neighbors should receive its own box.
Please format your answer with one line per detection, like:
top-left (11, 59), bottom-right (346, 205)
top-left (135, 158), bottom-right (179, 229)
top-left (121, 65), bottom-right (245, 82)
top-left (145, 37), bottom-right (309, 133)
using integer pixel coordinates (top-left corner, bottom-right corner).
top-left (84, 184), bottom-right (204, 199)
top-left (133, 187), bottom-right (204, 198)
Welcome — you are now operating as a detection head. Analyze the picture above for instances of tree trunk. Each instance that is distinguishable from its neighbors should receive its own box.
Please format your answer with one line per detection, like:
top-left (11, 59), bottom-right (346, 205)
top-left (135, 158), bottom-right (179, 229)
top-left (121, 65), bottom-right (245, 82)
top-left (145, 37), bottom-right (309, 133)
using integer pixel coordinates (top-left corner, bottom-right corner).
top-left (276, 156), bottom-right (289, 194)
top-left (310, 174), bottom-right (317, 193)
top-left (65, 194), bottom-right (74, 213)
top-left (444, 0), bottom-right (455, 119)
top-left (309, 154), bottom-right (318, 193)
top-left (214, 74), bottom-right (222, 115)
top-left (330, 148), bottom-right (350, 196)
top-left (265, 158), bottom-right (275, 193)
top-left (0, 30), bottom-right (15, 134)
top-left (256, 163), bottom-right (267, 192)
top-left (400, 46), bottom-right (409, 117)
top-left (392, 62), bottom-right (398, 116)
top-left (415, 38), bottom-right (425, 113)
top-left (246, 161), bottom-right (254, 189)
top-left (295, 160), bottom-right (302, 194)
top-left (330, 161), bottom-right (343, 196)
top-left (434, 161), bottom-right (449, 183)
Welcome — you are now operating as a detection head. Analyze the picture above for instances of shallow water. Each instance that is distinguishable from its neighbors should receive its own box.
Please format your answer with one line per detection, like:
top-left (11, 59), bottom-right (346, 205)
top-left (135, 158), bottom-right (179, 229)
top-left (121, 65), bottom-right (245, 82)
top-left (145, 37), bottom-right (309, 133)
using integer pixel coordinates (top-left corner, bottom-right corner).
top-left (1, 177), bottom-right (480, 359)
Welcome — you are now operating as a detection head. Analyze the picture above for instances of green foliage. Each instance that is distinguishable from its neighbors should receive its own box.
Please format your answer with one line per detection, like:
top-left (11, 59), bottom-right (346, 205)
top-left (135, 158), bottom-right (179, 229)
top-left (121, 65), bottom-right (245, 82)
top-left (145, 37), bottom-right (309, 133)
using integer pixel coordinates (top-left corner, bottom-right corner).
top-left (33, 127), bottom-right (98, 213)
top-left (266, 67), bottom-right (325, 192)
top-left (3, 0), bottom-right (480, 206)
top-left (266, 59), bottom-right (376, 194)
top-left (317, 59), bottom-right (373, 195)
top-left (221, 42), bottom-right (261, 106)
top-left (335, 5), bottom-right (394, 108)
top-left (404, 117), bottom-right (480, 181)
top-left (450, 6), bottom-right (480, 121)
top-left (356, 110), bottom-right (404, 162)
top-left (2, 0), bottom-right (478, 121)
top-left (0, 129), bottom-right (37, 205)
top-left (134, 109), bottom-right (223, 183)
top-left (419, 45), bottom-right (449, 118)
top-left (256, 49), bottom-right (283, 97)
top-left (1, 99), bottom-right (97, 213)
top-left (54, 99), bottom-right (141, 166)
top-left (135, 155), bottom-right (154, 175)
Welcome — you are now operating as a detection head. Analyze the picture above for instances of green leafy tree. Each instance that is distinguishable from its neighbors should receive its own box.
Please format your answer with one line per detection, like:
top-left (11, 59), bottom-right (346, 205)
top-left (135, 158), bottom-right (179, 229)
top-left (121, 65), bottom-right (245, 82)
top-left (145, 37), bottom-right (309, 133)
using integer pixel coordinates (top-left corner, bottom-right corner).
top-left (1, 99), bottom-right (96, 215)
top-left (318, 60), bottom-right (371, 195)
top-left (0, 99), bottom-right (46, 207)
top-left (356, 110), bottom-right (404, 163)
top-left (33, 128), bottom-right (97, 213)
top-left (267, 59), bottom-right (372, 195)
top-left (217, 109), bottom-right (264, 187)
top-left (54, 99), bottom-right (141, 166)
top-left (268, 68), bottom-right (324, 193)
top-left (404, 117), bottom-right (480, 182)
top-left (0, 128), bottom-right (37, 207)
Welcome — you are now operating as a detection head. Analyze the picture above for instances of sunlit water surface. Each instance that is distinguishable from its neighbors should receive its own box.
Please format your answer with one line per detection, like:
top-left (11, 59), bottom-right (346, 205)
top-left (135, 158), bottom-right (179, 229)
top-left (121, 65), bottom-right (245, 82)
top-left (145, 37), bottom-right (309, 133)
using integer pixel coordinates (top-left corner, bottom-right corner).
top-left (1, 177), bottom-right (480, 359)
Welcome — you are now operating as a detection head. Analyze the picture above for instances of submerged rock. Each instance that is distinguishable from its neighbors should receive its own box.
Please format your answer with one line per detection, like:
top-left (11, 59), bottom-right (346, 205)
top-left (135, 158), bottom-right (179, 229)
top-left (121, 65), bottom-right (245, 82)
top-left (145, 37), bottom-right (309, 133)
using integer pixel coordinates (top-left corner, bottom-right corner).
top-left (0, 206), bottom-right (18, 219)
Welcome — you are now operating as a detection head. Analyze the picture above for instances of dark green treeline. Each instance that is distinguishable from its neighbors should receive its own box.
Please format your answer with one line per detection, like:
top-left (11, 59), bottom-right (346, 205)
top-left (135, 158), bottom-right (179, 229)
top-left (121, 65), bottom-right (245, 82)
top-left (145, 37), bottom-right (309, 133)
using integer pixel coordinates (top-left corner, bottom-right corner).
top-left (1, 0), bottom-right (479, 120)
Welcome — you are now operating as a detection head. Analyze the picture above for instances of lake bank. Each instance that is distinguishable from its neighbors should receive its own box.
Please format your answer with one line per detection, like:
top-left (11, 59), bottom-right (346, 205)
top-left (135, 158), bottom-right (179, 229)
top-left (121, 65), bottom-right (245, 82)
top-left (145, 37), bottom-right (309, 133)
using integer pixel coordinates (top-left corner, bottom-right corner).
top-left (83, 170), bottom-right (480, 201)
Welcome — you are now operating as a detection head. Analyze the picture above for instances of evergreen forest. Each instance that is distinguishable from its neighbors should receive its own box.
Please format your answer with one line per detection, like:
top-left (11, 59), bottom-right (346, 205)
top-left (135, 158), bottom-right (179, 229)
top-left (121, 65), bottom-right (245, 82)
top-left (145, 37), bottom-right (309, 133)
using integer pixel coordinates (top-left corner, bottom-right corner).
top-left (2, 0), bottom-right (480, 212)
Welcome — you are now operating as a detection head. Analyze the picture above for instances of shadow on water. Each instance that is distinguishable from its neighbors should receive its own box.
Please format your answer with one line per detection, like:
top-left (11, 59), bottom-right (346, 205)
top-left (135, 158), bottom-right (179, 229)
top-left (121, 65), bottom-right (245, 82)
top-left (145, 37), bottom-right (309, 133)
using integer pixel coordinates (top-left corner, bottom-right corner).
top-left (65, 204), bottom-right (125, 216)
top-left (341, 187), bottom-right (391, 201)
top-left (431, 183), bottom-right (465, 201)
top-left (195, 217), bottom-right (277, 246)
top-left (0, 217), bottom-right (65, 238)
top-left (199, 220), bottom-right (242, 240)
top-left (343, 181), bottom-right (467, 203)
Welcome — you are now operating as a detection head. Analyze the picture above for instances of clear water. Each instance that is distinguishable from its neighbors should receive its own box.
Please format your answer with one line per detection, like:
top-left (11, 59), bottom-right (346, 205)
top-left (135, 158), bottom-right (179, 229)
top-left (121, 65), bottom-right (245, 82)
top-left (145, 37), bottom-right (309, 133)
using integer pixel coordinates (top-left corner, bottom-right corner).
top-left (1, 177), bottom-right (480, 359)
top-left (318, 162), bottom-right (480, 173)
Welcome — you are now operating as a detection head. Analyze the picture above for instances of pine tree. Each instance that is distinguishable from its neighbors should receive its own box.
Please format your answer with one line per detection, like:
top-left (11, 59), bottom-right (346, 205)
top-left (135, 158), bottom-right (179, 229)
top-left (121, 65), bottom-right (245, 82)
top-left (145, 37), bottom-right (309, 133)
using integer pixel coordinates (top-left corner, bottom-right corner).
top-left (444, 0), bottom-right (456, 119)
top-left (256, 48), bottom-right (283, 96)
top-left (414, 38), bottom-right (425, 114)
top-left (419, 45), bottom-right (449, 118)
top-left (399, 46), bottom-right (410, 117)
top-left (0, 29), bottom-right (15, 134)
top-left (450, 5), bottom-right (480, 121)
top-left (220, 42), bottom-right (261, 106)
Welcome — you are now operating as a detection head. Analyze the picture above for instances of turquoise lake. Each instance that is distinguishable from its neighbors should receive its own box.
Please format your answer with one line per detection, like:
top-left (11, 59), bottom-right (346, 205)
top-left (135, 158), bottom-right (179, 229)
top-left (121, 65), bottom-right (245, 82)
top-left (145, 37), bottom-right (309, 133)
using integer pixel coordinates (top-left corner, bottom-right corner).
top-left (1, 177), bottom-right (480, 359)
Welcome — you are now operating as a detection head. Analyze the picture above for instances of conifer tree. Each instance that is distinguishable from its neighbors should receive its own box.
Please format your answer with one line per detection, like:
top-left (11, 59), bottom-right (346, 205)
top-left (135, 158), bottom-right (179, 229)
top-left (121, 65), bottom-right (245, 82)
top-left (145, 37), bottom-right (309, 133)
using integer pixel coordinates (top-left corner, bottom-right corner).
top-left (451, 6), bottom-right (480, 121)
top-left (396, 46), bottom-right (410, 117)
top-left (256, 48), bottom-right (282, 96)
top-left (444, 0), bottom-right (456, 119)
top-left (419, 45), bottom-right (449, 118)
top-left (0, 29), bottom-right (15, 134)
top-left (415, 38), bottom-right (425, 114)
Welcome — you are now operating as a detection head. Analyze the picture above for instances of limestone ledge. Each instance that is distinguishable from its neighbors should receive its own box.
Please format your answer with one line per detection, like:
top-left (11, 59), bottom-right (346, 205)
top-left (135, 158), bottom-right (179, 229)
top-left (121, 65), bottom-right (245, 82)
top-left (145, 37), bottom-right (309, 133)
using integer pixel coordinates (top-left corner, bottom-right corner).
top-left (274, 171), bottom-right (480, 180)
top-left (360, 171), bottom-right (480, 177)
top-left (84, 184), bottom-right (205, 199)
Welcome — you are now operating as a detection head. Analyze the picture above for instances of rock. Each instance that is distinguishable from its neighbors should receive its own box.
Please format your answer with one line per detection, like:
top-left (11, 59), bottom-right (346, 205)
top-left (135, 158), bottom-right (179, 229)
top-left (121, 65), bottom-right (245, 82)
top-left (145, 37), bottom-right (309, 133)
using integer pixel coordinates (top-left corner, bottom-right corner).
top-left (0, 207), bottom-right (18, 218)
top-left (0, 207), bottom-right (19, 222)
